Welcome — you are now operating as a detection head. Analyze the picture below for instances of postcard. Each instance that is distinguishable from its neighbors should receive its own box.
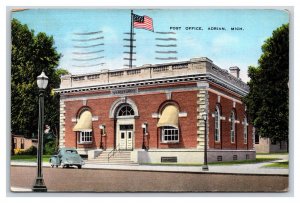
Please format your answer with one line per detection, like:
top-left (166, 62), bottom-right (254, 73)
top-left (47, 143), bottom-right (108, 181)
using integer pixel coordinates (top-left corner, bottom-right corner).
top-left (10, 8), bottom-right (289, 193)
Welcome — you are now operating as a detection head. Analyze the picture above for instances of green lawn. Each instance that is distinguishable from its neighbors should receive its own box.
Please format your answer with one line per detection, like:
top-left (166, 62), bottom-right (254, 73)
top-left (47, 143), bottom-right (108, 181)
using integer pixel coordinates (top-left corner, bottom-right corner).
top-left (208, 158), bottom-right (280, 165)
top-left (256, 152), bottom-right (288, 155)
top-left (141, 158), bottom-right (280, 166)
top-left (11, 155), bottom-right (52, 162)
top-left (263, 161), bottom-right (289, 168)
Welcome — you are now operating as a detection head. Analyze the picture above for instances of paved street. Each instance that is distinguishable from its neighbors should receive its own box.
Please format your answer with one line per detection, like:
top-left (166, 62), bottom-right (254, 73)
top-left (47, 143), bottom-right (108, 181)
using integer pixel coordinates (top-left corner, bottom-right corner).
top-left (10, 166), bottom-right (288, 192)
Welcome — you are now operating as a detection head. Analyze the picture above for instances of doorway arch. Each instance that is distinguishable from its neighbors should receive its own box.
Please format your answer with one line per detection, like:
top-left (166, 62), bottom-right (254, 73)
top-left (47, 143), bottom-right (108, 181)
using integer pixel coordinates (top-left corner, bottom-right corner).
top-left (110, 97), bottom-right (139, 150)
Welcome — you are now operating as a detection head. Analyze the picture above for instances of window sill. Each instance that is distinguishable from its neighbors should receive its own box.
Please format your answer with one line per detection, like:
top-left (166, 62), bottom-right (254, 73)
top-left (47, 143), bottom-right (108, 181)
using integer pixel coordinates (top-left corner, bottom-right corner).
top-left (161, 141), bottom-right (180, 144)
top-left (77, 142), bottom-right (93, 144)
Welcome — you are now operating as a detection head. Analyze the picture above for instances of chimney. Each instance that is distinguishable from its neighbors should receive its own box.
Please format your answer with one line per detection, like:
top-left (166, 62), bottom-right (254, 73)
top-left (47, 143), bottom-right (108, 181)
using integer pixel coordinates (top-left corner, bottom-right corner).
top-left (229, 66), bottom-right (240, 79)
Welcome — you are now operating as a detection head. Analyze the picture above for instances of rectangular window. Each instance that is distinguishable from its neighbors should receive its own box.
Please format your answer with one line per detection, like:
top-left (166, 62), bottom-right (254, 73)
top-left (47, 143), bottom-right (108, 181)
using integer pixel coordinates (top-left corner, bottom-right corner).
top-left (79, 131), bottom-right (92, 144)
top-left (230, 130), bottom-right (235, 143)
top-left (255, 132), bottom-right (260, 144)
top-left (21, 139), bottom-right (25, 149)
top-left (215, 120), bottom-right (220, 142)
top-left (162, 127), bottom-right (179, 143)
top-left (244, 126), bottom-right (248, 144)
top-left (13, 138), bottom-right (17, 149)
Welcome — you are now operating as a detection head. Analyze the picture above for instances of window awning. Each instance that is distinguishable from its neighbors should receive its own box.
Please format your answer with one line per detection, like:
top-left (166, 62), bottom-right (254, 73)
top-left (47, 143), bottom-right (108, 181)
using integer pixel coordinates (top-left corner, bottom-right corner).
top-left (73, 111), bottom-right (92, 132)
top-left (157, 105), bottom-right (179, 128)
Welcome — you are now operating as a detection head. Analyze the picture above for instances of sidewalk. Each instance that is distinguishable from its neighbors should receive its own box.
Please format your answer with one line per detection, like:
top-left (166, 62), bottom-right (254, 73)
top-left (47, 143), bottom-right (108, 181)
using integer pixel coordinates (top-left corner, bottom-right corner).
top-left (10, 158), bottom-right (289, 175)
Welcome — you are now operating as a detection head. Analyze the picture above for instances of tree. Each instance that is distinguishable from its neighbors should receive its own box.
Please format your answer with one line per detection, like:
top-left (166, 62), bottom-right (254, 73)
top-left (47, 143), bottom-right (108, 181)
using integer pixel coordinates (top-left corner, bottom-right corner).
top-left (11, 19), bottom-right (68, 140)
top-left (243, 24), bottom-right (289, 144)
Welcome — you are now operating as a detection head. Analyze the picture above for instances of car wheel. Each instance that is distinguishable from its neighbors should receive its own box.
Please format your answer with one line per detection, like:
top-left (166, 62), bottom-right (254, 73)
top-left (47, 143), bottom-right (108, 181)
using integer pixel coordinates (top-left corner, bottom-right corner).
top-left (56, 165), bottom-right (58, 168)
top-left (51, 165), bottom-right (54, 168)
top-left (78, 165), bottom-right (82, 169)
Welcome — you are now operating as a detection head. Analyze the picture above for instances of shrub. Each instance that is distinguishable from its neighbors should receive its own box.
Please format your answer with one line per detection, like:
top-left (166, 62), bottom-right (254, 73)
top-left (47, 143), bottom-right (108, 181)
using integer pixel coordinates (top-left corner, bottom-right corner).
top-left (44, 140), bottom-right (56, 155)
top-left (14, 148), bottom-right (25, 155)
top-left (22, 146), bottom-right (37, 155)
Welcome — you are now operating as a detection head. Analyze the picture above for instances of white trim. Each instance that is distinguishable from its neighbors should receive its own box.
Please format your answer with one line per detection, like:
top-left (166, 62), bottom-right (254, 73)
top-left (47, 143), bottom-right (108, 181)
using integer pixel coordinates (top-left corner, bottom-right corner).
top-left (60, 85), bottom-right (199, 102)
top-left (152, 113), bottom-right (160, 118)
top-left (92, 116), bottom-right (98, 121)
top-left (78, 131), bottom-right (93, 144)
top-left (79, 129), bottom-right (92, 132)
top-left (179, 112), bottom-right (187, 117)
top-left (161, 127), bottom-right (180, 143)
top-left (82, 99), bottom-right (87, 106)
top-left (166, 92), bottom-right (172, 100)
top-left (109, 97), bottom-right (139, 118)
top-left (57, 72), bottom-right (248, 96)
top-left (152, 112), bottom-right (187, 118)
top-left (208, 88), bottom-right (243, 104)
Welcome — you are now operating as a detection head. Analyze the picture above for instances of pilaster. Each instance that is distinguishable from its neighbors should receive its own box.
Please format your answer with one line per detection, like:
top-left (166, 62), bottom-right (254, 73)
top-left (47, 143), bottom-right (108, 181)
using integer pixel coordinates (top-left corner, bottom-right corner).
top-left (59, 100), bottom-right (66, 148)
top-left (197, 82), bottom-right (209, 149)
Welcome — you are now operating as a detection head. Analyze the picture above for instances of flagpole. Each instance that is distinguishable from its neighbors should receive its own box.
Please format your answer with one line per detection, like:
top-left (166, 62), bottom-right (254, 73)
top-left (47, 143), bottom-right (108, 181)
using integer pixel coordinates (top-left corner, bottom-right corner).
top-left (129, 10), bottom-right (134, 69)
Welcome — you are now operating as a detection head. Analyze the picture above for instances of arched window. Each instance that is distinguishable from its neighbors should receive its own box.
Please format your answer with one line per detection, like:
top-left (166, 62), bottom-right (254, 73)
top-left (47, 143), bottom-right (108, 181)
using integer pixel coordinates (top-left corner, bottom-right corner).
top-left (157, 105), bottom-right (180, 143)
top-left (243, 117), bottom-right (248, 144)
top-left (230, 111), bottom-right (235, 143)
top-left (73, 110), bottom-right (93, 144)
top-left (117, 104), bottom-right (135, 117)
top-left (214, 106), bottom-right (220, 142)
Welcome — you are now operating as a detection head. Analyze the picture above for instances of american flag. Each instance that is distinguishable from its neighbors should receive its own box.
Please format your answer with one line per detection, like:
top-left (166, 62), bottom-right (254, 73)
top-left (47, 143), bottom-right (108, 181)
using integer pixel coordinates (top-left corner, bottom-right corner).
top-left (133, 14), bottom-right (153, 31)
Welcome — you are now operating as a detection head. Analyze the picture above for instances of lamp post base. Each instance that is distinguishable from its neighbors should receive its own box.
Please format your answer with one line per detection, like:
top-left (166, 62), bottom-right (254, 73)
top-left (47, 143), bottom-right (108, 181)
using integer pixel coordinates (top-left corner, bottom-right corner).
top-left (32, 177), bottom-right (47, 192)
top-left (202, 165), bottom-right (209, 171)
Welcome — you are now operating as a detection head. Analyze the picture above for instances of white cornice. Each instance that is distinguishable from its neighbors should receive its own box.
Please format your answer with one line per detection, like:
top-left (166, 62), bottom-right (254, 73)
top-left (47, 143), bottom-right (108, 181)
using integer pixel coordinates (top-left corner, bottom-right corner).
top-left (56, 73), bottom-right (248, 97)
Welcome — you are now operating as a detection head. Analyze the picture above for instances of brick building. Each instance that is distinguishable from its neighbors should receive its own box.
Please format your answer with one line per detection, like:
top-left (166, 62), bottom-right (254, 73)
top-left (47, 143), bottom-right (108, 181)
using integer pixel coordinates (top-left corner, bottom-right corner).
top-left (56, 57), bottom-right (255, 163)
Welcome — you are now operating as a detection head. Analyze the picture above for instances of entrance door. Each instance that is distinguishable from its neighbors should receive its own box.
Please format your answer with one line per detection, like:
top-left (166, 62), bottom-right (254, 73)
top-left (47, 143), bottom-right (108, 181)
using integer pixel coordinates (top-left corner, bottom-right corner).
top-left (119, 124), bottom-right (133, 150)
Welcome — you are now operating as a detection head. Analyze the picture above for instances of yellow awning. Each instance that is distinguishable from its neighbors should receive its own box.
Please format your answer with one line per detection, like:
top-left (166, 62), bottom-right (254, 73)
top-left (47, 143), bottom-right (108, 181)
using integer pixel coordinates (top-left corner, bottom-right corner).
top-left (73, 111), bottom-right (92, 131)
top-left (157, 105), bottom-right (179, 128)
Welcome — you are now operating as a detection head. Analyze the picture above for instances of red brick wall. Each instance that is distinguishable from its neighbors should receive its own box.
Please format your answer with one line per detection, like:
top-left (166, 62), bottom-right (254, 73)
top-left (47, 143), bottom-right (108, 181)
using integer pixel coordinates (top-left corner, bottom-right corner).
top-left (63, 82), bottom-right (252, 151)
top-left (208, 86), bottom-right (253, 150)
top-left (63, 89), bottom-right (198, 150)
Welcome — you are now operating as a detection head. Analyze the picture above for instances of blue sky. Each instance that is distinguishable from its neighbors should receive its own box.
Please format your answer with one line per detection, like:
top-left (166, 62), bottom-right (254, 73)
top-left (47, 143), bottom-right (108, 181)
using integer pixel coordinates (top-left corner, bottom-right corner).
top-left (11, 9), bottom-right (289, 81)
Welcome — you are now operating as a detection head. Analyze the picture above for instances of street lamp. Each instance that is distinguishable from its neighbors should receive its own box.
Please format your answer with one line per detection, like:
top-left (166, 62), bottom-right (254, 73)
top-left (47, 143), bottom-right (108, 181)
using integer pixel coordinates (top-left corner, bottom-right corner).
top-left (202, 112), bottom-right (209, 171)
top-left (32, 71), bottom-right (48, 192)
top-left (142, 123), bottom-right (148, 150)
top-left (99, 124), bottom-right (106, 150)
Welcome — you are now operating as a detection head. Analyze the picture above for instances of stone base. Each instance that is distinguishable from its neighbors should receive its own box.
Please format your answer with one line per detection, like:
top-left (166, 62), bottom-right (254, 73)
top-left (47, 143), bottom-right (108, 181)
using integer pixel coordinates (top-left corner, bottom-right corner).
top-left (207, 150), bottom-right (256, 163)
top-left (134, 149), bottom-right (256, 164)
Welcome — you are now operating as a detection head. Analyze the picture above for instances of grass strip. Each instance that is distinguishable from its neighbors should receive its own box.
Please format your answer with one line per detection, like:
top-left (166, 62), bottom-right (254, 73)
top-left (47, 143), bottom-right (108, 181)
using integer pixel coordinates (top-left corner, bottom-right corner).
top-left (263, 161), bottom-right (289, 168)
top-left (11, 155), bottom-right (52, 162)
top-left (141, 158), bottom-right (280, 166)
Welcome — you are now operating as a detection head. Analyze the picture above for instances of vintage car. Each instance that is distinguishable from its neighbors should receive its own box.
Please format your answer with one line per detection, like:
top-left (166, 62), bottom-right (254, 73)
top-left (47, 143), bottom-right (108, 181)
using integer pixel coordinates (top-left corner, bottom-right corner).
top-left (49, 148), bottom-right (85, 169)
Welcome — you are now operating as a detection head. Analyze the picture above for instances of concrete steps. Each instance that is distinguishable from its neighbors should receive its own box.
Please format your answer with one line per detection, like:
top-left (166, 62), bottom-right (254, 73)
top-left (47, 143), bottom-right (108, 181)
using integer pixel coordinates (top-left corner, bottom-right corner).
top-left (87, 150), bottom-right (135, 164)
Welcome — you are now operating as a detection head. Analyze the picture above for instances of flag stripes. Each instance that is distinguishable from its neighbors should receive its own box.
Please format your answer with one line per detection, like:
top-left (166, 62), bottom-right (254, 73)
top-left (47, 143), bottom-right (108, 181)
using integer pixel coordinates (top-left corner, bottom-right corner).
top-left (133, 14), bottom-right (153, 31)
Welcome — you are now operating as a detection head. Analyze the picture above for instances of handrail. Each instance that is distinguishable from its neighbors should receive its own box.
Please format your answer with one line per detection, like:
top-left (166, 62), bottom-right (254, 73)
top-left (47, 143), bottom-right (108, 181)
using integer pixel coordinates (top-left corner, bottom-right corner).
top-left (108, 144), bottom-right (120, 162)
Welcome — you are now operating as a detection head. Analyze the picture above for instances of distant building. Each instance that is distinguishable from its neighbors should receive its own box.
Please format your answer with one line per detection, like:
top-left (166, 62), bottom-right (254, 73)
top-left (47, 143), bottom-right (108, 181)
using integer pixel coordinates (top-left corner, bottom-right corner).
top-left (56, 57), bottom-right (255, 163)
top-left (12, 134), bottom-right (37, 151)
top-left (254, 132), bottom-right (288, 153)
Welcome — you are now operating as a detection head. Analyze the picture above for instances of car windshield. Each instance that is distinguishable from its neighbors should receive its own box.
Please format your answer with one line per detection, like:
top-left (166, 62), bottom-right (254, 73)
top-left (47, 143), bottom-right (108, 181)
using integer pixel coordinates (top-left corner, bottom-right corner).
top-left (66, 150), bottom-right (77, 154)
